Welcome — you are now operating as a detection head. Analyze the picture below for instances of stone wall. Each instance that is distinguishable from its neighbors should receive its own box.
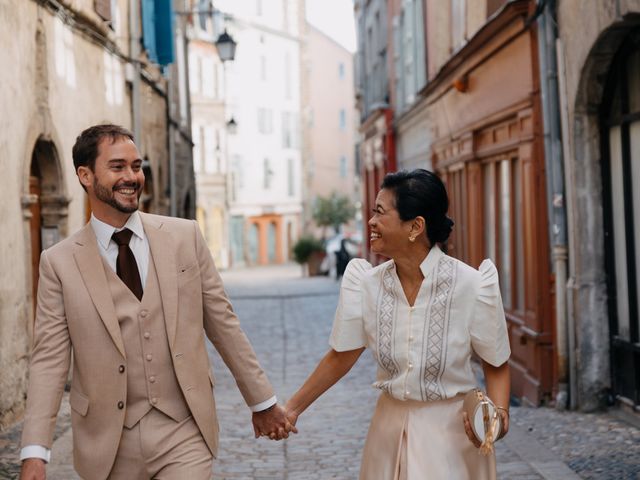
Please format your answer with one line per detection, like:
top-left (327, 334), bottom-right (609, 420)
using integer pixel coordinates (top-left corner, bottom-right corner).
top-left (0, 0), bottom-right (171, 426)
top-left (557, 0), bottom-right (640, 410)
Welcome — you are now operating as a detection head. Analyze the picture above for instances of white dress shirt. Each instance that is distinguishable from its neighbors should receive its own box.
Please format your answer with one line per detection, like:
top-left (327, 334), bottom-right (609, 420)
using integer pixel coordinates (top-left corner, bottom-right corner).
top-left (21, 212), bottom-right (275, 462)
top-left (330, 245), bottom-right (511, 402)
top-left (91, 211), bottom-right (150, 288)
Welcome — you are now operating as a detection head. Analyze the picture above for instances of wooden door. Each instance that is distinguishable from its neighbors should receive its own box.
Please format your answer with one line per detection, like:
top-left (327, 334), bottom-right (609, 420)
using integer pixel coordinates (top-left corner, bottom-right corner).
top-left (29, 176), bottom-right (42, 318)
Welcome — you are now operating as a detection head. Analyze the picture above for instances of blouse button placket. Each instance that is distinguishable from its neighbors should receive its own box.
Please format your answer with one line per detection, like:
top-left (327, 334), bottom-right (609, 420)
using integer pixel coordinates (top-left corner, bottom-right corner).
top-left (405, 306), bottom-right (416, 399)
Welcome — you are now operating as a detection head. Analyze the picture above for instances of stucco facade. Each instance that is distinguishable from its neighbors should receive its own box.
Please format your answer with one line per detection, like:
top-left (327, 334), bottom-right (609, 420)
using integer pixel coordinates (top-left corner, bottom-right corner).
top-left (306, 26), bottom-right (358, 234)
top-left (217, 0), bottom-right (304, 266)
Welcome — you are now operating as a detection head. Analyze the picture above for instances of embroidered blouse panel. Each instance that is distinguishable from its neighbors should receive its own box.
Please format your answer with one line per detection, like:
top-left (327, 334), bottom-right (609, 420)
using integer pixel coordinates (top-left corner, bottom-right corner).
top-left (329, 245), bottom-right (511, 403)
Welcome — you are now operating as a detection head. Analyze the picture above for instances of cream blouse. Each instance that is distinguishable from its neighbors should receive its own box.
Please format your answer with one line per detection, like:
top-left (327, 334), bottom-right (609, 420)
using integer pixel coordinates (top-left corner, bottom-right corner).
top-left (329, 245), bottom-right (511, 402)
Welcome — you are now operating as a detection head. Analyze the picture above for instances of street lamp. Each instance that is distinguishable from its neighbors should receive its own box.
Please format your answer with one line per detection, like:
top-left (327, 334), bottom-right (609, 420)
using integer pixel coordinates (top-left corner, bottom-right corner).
top-left (215, 30), bottom-right (237, 62)
top-left (226, 116), bottom-right (238, 134)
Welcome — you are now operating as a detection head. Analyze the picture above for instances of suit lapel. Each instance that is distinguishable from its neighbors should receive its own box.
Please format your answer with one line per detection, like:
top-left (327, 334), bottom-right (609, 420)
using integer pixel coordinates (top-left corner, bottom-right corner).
top-left (73, 224), bottom-right (127, 358)
top-left (142, 214), bottom-right (179, 349)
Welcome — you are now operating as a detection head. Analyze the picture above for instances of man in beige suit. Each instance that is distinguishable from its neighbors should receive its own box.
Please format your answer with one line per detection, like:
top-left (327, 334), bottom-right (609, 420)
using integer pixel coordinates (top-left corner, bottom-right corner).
top-left (20, 124), bottom-right (295, 480)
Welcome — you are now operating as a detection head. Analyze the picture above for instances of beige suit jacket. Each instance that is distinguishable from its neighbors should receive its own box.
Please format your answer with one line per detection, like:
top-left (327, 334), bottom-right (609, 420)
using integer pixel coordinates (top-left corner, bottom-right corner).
top-left (21, 213), bottom-right (274, 480)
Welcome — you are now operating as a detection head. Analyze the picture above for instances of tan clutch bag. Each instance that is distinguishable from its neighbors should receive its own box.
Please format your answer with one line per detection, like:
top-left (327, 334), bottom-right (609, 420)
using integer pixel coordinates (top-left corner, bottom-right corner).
top-left (463, 389), bottom-right (502, 455)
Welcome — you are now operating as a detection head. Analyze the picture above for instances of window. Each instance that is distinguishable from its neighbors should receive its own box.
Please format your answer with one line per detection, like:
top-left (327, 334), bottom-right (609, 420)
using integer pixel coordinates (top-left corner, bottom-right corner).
top-left (288, 158), bottom-right (295, 196)
top-left (394, 0), bottom-right (427, 112)
top-left (189, 53), bottom-right (200, 94)
top-left (263, 159), bottom-right (273, 189)
top-left (214, 129), bottom-right (221, 172)
top-left (104, 51), bottom-right (123, 106)
top-left (198, 0), bottom-right (208, 31)
top-left (451, 0), bottom-right (466, 51)
top-left (54, 17), bottom-right (76, 88)
top-left (231, 155), bottom-right (243, 201)
top-left (281, 112), bottom-right (299, 148)
top-left (402, 9), bottom-right (415, 105)
top-left (285, 52), bottom-right (292, 99)
top-left (282, 112), bottom-right (291, 148)
top-left (340, 156), bottom-right (347, 178)
top-left (204, 126), bottom-right (215, 173)
top-left (339, 109), bottom-right (346, 130)
top-left (339, 62), bottom-right (345, 79)
top-left (214, 62), bottom-right (222, 99)
top-left (480, 156), bottom-right (524, 311)
top-left (258, 108), bottom-right (273, 134)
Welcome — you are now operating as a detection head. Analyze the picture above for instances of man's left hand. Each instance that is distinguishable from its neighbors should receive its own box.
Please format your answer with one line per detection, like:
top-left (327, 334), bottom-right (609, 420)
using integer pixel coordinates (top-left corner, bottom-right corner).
top-left (252, 404), bottom-right (298, 441)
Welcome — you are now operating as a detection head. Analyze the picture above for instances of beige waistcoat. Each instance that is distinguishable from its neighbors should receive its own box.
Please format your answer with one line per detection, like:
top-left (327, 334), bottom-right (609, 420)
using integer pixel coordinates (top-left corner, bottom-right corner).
top-left (103, 255), bottom-right (190, 428)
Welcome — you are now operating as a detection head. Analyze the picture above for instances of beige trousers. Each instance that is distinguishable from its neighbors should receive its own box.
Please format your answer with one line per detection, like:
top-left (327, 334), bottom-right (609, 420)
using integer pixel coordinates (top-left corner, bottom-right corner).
top-left (107, 409), bottom-right (213, 480)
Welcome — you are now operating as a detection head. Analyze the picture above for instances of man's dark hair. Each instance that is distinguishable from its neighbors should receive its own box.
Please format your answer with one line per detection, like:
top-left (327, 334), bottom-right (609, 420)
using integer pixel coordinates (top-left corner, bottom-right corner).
top-left (381, 169), bottom-right (454, 246)
top-left (72, 124), bottom-right (134, 172)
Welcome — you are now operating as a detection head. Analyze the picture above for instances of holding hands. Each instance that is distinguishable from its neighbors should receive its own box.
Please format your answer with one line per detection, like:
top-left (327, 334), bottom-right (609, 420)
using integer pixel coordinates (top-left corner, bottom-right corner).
top-left (252, 404), bottom-right (298, 441)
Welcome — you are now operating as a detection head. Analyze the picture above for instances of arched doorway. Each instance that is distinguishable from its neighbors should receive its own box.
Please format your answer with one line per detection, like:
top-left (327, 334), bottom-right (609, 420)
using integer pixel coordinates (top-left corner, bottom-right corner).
top-left (27, 139), bottom-right (67, 319)
top-left (600, 33), bottom-right (640, 407)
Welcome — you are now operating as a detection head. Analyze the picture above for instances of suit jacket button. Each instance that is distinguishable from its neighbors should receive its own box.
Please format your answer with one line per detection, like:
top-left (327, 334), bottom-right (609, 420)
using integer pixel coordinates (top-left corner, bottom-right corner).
top-left (119, 365), bottom-right (125, 373)
top-left (117, 401), bottom-right (124, 409)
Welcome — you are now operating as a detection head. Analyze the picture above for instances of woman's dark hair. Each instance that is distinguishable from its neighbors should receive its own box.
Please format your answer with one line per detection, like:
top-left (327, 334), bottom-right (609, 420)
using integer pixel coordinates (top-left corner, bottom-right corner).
top-left (381, 169), bottom-right (454, 245)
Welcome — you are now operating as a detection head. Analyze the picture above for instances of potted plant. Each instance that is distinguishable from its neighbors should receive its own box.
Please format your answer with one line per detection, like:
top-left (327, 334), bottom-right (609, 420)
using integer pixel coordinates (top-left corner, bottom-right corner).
top-left (292, 235), bottom-right (325, 276)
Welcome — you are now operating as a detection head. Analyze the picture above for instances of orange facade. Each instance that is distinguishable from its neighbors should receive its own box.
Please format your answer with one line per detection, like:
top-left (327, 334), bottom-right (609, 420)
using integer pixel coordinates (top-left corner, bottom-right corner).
top-left (247, 214), bottom-right (284, 265)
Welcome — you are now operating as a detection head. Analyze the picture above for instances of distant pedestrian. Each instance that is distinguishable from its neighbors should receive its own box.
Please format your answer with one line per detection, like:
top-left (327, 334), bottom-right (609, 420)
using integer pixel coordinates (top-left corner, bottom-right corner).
top-left (284, 169), bottom-right (511, 479)
top-left (335, 238), bottom-right (351, 278)
top-left (19, 124), bottom-right (294, 480)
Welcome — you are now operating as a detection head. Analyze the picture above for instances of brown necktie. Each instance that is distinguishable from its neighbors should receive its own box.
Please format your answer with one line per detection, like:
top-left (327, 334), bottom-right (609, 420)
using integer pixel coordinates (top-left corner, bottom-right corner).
top-left (112, 229), bottom-right (143, 300)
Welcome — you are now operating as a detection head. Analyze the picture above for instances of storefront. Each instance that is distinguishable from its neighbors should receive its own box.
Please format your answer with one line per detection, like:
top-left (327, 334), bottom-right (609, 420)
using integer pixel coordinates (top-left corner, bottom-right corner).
top-left (425, 1), bottom-right (554, 405)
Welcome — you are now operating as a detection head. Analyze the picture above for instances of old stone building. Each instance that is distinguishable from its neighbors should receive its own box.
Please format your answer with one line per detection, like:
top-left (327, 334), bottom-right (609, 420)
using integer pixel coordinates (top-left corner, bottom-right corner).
top-left (0, 0), bottom-right (194, 426)
top-left (555, 0), bottom-right (640, 411)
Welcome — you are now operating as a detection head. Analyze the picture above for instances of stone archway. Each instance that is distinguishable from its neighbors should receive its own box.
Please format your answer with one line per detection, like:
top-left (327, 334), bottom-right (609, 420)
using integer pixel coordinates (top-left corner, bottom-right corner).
top-left (24, 138), bottom-right (69, 322)
top-left (570, 17), bottom-right (640, 410)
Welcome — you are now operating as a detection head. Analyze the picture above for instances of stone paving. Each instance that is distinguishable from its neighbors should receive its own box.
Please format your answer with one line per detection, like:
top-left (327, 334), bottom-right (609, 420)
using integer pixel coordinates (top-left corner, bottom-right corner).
top-left (0, 262), bottom-right (638, 479)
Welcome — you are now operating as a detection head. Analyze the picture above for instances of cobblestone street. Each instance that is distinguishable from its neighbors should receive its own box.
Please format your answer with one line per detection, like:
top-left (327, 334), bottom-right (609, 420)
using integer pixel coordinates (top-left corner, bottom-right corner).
top-left (1, 264), bottom-right (639, 479)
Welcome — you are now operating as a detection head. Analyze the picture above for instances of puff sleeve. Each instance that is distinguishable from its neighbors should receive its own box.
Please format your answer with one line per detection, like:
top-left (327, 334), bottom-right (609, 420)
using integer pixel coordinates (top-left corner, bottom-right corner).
top-left (469, 260), bottom-right (511, 366)
top-left (329, 258), bottom-right (370, 351)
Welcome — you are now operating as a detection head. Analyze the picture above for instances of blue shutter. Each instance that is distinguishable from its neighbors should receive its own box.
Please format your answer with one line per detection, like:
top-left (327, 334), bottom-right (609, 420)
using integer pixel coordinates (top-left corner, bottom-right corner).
top-left (154, 0), bottom-right (175, 65)
top-left (141, 0), bottom-right (175, 66)
top-left (141, 0), bottom-right (157, 63)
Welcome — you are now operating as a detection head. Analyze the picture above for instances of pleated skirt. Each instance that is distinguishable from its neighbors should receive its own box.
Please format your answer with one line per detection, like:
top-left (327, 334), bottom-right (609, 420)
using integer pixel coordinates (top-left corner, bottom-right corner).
top-left (359, 393), bottom-right (496, 480)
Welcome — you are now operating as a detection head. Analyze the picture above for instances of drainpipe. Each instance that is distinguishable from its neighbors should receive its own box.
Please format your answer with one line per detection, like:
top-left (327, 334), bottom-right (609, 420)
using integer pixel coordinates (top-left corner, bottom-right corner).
top-left (129, 0), bottom-right (141, 141)
top-left (555, 39), bottom-right (578, 411)
top-left (536, 0), bottom-right (570, 409)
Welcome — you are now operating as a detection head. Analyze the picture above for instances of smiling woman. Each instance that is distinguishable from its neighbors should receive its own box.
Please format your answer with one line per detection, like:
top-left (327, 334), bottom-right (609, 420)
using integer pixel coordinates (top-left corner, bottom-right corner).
top-left (285, 169), bottom-right (511, 480)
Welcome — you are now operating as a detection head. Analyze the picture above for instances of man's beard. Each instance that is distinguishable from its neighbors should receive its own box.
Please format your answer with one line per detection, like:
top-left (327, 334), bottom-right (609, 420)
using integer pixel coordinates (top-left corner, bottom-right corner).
top-left (93, 177), bottom-right (142, 214)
